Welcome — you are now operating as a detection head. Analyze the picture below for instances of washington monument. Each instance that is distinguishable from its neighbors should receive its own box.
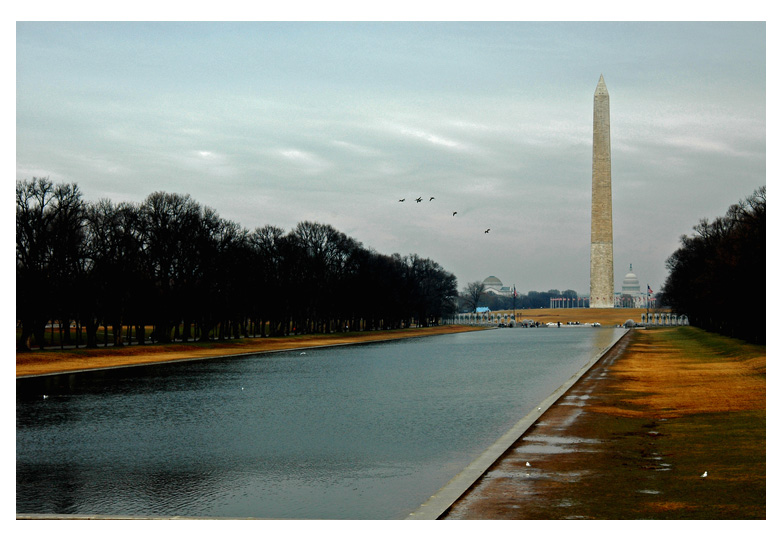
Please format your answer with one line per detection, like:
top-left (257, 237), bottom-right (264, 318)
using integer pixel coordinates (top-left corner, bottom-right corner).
top-left (590, 74), bottom-right (614, 308)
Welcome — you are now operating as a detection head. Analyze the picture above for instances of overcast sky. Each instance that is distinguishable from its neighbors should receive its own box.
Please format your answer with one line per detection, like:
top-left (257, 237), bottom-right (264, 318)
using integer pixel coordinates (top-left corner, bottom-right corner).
top-left (15, 19), bottom-right (766, 295)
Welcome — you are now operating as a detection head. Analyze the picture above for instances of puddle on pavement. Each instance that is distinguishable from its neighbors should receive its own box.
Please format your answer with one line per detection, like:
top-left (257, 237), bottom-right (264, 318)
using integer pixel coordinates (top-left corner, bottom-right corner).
top-left (485, 469), bottom-right (539, 480)
top-left (512, 434), bottom-right (600, 457)
top-left (561, 394), bottom-right (592, 406)
top-left (548, 408), bottom-right (585, 428)
top-left (485, 468), bottom-right (587, 484)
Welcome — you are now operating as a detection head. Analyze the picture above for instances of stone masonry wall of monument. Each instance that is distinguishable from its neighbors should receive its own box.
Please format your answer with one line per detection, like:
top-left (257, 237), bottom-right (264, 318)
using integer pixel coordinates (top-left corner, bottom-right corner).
top-left (590, 75), bottom-right (614, 308)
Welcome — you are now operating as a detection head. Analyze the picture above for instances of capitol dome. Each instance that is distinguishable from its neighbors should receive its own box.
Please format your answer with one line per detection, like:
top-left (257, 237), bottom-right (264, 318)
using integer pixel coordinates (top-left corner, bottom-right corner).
top-left (622, 264), bottom-right (640, 294)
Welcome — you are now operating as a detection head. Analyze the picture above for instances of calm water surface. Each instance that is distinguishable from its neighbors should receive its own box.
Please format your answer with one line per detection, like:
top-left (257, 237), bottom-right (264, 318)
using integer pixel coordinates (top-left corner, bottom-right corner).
top-left (17, 327), bottom-right (623, 519)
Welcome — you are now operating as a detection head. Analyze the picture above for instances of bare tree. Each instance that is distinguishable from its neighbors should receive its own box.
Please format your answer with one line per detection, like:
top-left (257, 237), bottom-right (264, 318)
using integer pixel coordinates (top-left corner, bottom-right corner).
top-left (461, 280), bottom-right (487, 313)
top-left (661, 186), bottom-right (765, 344)
top-left (16, 178), bottom-right (55, 350)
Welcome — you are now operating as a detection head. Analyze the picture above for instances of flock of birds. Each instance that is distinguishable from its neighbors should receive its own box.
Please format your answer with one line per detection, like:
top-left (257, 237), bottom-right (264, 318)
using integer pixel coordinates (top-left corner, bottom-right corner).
top-left (398, 196), bottom-right (490, 234)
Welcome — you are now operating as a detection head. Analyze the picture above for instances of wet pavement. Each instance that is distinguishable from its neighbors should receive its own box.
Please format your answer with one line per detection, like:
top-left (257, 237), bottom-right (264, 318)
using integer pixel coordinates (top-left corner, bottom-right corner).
top-left (441, 332), bottom-right (634, 519)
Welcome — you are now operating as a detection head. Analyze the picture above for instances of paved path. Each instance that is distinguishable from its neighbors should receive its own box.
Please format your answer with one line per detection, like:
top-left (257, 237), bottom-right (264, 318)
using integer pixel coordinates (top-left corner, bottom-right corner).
top-left (438, 332), bottom-right (633, 519)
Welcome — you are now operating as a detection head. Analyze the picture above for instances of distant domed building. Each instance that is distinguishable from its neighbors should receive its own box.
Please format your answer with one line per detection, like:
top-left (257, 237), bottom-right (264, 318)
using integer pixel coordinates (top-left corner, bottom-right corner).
top-left (622, 265), bottom-right (641, 295)
top-left (615, 264), bottom-right (652, 308)
top-left (482, 276), bottom-right (514, 297)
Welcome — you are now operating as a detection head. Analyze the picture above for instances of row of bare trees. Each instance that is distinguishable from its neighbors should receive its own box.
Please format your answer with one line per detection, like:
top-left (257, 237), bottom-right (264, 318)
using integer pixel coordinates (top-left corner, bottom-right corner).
top-left (660, 186), bottom-right (765, 344)
top-left (16, 178), bottom-right (458, 351)
top-left (458, 281), bottom-right (580, 312)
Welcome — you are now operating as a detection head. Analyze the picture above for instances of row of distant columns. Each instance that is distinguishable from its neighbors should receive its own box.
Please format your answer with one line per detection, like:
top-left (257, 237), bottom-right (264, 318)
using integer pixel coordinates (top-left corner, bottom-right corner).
top-left (448, 313), bottom-right (518, 325)
top-left (641, 313), bottom-right (688, 326)
top-left (549, 297), bottom-right (590, 308)
top-left (442, 312), bottom-right (689, 326)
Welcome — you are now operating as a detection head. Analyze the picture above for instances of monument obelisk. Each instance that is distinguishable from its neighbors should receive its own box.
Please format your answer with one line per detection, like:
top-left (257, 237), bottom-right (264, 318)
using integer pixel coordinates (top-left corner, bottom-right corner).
top-left (590, 74), bottom-right (614, 308)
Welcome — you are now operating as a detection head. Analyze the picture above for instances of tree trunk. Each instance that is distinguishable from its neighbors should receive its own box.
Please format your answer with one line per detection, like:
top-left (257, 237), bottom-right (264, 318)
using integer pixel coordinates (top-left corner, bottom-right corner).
top-left (17, 319), bottom-right (33, 351)
top-left (198, 320), bottom-right (212, 342)
top-left (113, 320), bottom-right (123, 346)
top-left (86, 317), bottom-right (98, 348)
top-left (182, 319), bottom-right (192, 342)
top-left (34, 318), bottom-right (47, 350)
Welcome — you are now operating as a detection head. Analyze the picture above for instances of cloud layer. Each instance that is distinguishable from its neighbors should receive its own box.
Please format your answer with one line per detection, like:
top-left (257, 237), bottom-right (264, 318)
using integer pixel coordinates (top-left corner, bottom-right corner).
top-left (16, 22), bottom-right (766, 294)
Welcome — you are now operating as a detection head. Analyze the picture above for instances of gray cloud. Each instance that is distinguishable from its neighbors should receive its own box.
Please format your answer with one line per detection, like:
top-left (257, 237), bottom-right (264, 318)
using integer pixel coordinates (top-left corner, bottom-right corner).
top-left (16, 21), bottom-right (765, 294)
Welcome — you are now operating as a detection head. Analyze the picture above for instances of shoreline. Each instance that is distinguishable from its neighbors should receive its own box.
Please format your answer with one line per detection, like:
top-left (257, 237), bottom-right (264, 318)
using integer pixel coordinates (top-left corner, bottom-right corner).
top-left (16, 309), bottom-right (649, 378)
top-left (16, 325), bottom-right (485, 378)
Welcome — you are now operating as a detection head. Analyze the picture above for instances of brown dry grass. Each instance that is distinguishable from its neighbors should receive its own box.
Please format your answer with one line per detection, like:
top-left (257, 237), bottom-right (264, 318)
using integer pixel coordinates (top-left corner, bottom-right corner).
top-left (591, 328), bottom-right (766, 417)
top-left (16, 325), bottom-right (484, 377)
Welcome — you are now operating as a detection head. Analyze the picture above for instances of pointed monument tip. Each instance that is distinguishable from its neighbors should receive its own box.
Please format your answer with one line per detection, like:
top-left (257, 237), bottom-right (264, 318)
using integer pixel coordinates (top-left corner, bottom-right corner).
top-left (595, 74), bottom-right (608, 95)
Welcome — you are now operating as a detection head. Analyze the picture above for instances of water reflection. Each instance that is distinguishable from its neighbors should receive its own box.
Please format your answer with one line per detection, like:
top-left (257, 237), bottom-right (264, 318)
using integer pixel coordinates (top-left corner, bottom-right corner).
top-left (17, 327), bottom-right (623, 519)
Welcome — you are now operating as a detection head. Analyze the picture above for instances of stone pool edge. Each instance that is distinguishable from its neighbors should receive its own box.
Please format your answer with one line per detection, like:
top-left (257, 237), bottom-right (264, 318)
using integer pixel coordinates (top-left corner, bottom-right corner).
top-left (405, 328), bottom-right (629, 520)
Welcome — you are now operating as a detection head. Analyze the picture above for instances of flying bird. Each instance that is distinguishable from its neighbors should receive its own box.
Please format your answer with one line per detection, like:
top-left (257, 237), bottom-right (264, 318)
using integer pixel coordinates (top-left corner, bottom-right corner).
top-left (399, 198), bottom-right (405, 202)
top-left (485, 229), bottom-right (491, 234)
top-left (416, 197), bottom-right (422, 203)
top-left (452, 211), bottom-right (457, 216)
top-left (429, 197), bottom-right (435, 201)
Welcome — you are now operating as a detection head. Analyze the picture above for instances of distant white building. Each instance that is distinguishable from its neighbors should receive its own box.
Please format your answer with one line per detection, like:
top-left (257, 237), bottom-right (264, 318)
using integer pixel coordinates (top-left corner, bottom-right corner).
top-left (482, 276), bottom-right (515, 297)
top-left (614, 264), bottom-right (654, 308)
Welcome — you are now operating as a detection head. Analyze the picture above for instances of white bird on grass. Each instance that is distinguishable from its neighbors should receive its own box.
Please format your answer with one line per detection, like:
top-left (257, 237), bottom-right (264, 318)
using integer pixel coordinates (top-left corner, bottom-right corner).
top-left (701, 471), bottom-right (708, 478)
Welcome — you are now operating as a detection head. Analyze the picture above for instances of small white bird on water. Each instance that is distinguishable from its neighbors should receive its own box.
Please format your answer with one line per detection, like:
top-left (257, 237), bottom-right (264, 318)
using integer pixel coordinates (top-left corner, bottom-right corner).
top-left (701, 471), bottom-right (708, 478)
top-left (526, 462), bottom-right (531, 467)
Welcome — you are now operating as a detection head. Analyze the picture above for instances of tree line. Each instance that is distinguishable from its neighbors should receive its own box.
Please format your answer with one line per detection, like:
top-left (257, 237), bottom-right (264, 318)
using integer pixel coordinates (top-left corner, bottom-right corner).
top-left (16, 178), bottom-right (458, 351)
top-left (458, 281), bottom-right (581, 312)
top-left (660, 186), bottom-right (765, 344)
